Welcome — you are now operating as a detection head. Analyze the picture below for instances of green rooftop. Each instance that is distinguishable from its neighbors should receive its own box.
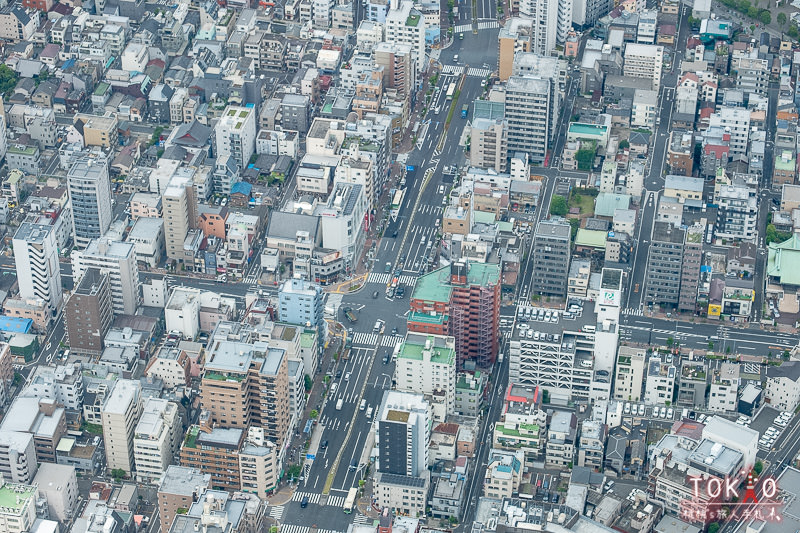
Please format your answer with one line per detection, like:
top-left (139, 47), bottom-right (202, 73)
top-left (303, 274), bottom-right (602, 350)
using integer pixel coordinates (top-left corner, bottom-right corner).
top-left (300, 331), bottom-right (315, 348)
top-left (775, 152), bottom-right (796, 171)
top-left (184, 426), bottom-right (200, 448)
top-left (457, 370), bottom-right (482, 390)
top-left (204, 371), bottom-right (244, 382)
top-left (495, 423), bottom-right (540, 438)
top-left (8, 145), bottom-right (37, 156)
top-left (473, 211), bottom-right (497, 225)
top-left (407, 311), bottom-right (447, 325)
top-left (574, 228), bottom-right (607, 249)
top-left (569, 122), bottom-right (608, 136)
top-left (595, 192), bottom-right (631, 217)
top-left (0, 483), bottom-right (36, 510)
top-left (93, 82), bottom-right (110, 96)
top-left (768, 233), bottom-right (800, 286)
top-left (406, 13), bottom-right (420, 26)
top-left (398, 336), bottom-right (455, 365)
top-left (412, 263), bottom-right (501, 303)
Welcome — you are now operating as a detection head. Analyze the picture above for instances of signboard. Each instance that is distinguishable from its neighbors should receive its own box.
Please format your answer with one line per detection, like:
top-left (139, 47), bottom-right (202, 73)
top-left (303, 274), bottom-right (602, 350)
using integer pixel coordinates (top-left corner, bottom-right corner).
top-left (306, 454), bottom-right (315, 461)
top-left (599, 290), bottom-right (620, 307)
top-left (406, 165), bottom-right (416, 171)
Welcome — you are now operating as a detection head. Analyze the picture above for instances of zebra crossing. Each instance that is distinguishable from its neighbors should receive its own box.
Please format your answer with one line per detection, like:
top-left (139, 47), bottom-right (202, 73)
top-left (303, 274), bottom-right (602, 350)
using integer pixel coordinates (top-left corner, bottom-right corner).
top-left (292, 491), bottom-right (321, 504)
top-left (441, 65), bottom-right (465, 75)
top-left (268, 506), bottom-right (285, 520)
top-left (453, 23), bottom-right (471, 32)
top-left (478, 20), bottom-right (500, 29)
top-left (243, 270), bottom-right (260, 284)
top-left (366, 273), bottom-right (418, 286)
top-left (350, 332), bottom-right (404, 347)
top-left (467, 67), bottom-right (492, 78)
top-left (622, 307), bottom-right (644, 316)
top-left (278, 526), bottom-right (342, 533)
top-left (354, 514), bottom-right (374, 526)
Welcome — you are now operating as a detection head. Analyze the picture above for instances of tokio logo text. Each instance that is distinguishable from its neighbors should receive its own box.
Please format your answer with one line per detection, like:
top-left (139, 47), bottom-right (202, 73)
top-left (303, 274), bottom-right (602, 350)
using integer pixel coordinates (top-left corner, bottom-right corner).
top-left (679, 470), bottom-right (783, 524)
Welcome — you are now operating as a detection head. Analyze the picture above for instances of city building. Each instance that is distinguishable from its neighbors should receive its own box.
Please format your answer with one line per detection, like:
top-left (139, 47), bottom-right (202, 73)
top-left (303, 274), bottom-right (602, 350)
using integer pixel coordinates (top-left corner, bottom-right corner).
top-left (216, 105), bottom-right (257, 170)
top-left (200, 342), bottom-right (290, 448)
top-left (613, 346), bottom-right (646, 402)
top-left (64, 268), bottom-right (113, 357)
top-left (238, 427), bottom-right (280, 498)
top-left (678, 362), bottom-right (708, 408)
top-left (708, 107), bottom-right (751, 156)
top-left (469, 118), bottom-right (508, 173)
top-left (20, 363), bottom-right (83, 412)
top-left (577, 419), bottom-right (605, 469)
top-left (157, 466), bottom-right (211, 533)
top-left (505, 75), bottom-right (555, 165)
top-left (644, 222), bottom-right (685, 307)
top-left (679, 224), bottom-right (703, 313)
top-left (162, 174), bottom-right (199, 265)
top-left (180, 425), bottom-right (245, 492)
top-left (765, 361), bottom-right (800, 412)
top-left (73, 239), bottom-right (140, 316)
top-left (395, 333), bottom-right (457, 419)
top-left (32, 463), bottom-right (78, 523)
top-left (0, 432), bottom-right (37, 484)
top-left (1, 397), bottom-right (65, 464)
top-left (133, 398), bottom-right (182, 482)
top-left (455, 371), bottom-right (486, 417)
top-left (0, 475), bottom-right (37, 533)
top-left (408, 262), bottom-right (501, 369)
top-left (101, 379), bottom-right (143, 474)
top-left (376, 391), bottom-right (431, 477)
top-left (384, 0), bottom-right (426, 77)
top-left (623, 43), bottom-right (664, 91)
top-left (67, 155), bottom-right (113, 248)
top-left (498, 18), bottom-right (533, 81)
top-left (518, 0), bottom-right (570, 54)
top-left (708, 362), bottom-right (739, 412)
top-left (278, 278), bottom-right (324, 348)
top-left (483, 449), bottom-right (523, 499)
top-left (644, 355), bottom-right (677, 406)
top-left (532, 219), bottom-right (571, 297)
top-left (12, 221), bottom-right (63, 319)
top-left (546, 411), bottom-right (577, 468)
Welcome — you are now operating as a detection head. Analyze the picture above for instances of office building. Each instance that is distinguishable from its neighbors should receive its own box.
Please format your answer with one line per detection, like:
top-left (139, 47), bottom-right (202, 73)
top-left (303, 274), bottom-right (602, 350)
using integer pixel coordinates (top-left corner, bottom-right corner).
top-left (133, 398), bottom-right (182, 483)
top-left (532, 218), bottom-right (571, 297)
top-left (215, 105), bottom-right (257, 170)
top-left (163, 174), bottom-right (198, 265)
top-left (504, 75), bottom-right (553, 165)
top-left (384, 0), bottom-right (426, 77)
top-left (644, 222), bottom-right (685, 307)
top-left (408, 262), bottom-right (501, 368)
top-left (33, 463), bottom-right (78, 523)
top-left (157, 466), bottom-right (211, 533)
top-left (708, 106), bottom-right (750, 156)
top-left (73, 238), bottom-right (140, 316)
top-left (470, 118), bottom-right (508, 173)
top-left (643, 355), bottom-right (677, 406)
top-left (200, 342), bottom-right (290, 447)
top-left (12, 221), bottom-right (63, 317)
top-left (67, 155), bottom-right (113, 248)
top-left (613, 346), bottom-right (646, 402)
top-left (65, 268), bottom-right (113, 357)
top-left (101, 379), bottom-right (143, 474)
top-left (395, 333), bottom-right (457, 418)
top-left (679, 224), bottom-right (703, 313)
top-left (376, 390), bottom-right (431, 476)
top-left (572, 0), bottom-right (612, 28)
top-left (278, 279), bottom-right (324, 347)
top-left (0, 475), bottom-right (37, 533)
top-left (518, 0), bottom-right (570, 53)
top-left (622, 43), bottom-right (664, 92)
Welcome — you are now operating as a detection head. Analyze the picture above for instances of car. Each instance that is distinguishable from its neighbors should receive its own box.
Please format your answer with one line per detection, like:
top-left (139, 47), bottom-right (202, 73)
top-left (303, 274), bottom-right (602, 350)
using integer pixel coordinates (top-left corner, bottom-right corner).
top-left (526, 330), bottom-right (533, 339)
top-left (551, 494), bottom-right (559, 503)
top-left (638, 404), bottom-right (645, 416)
top-left (383, 353), bottom-right (390, 364)
top-left (321, 440), bottom-right (328, 449)
top-left (392, 327), bottom-right (398, 335)
top-left (372, 291), bottom-right (379, 299)
top-left (345, 372), bottom-right (351, 381)
top-left (301, 497), bottom-right (309, 508)
top-left (624, 403), bottom-right (631, 414)
top-left (392, 230), bottom-right (398, 238)
top-left (518, 323), bottom-right (529, 331)
top-left (660, 407), bottom-right (667, 418)
top-left (666, 408), bottom-right (674, 419)
top-left (349, 460), bottom-right (358, 470)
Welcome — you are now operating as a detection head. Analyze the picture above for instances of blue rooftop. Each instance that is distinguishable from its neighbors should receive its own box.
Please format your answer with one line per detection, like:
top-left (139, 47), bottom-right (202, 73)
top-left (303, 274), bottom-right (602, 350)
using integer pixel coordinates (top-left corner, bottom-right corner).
top-left (0, 316), bottom-right (32, 333)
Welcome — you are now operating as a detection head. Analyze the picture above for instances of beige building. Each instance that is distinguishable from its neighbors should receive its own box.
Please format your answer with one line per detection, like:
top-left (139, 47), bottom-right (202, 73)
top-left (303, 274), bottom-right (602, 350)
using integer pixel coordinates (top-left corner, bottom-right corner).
top-left (483, 449), bottom-right (523, 499)
top-left (498, 18), bottom-right (532, 81)
top-left (162, 175), bottom-right (198, 265)
top-left (101, 379), bottom-right (143, 474)
top-left (613, 346), bottom-right (646, 402)
top-left (470, 118), bottom-right (507, 173)
top-left (238, 427), bottom-right (280, 497)
top-left (133, 398), bottom-right (182, 482)
top-left (374, 470), bottom-right (430, 517)
top-left (157, 466), bottom-right (211, 533)
top-left (74, 114), bottom-right (118, 148)
top-left (622, 43), bottom-right (664, 92)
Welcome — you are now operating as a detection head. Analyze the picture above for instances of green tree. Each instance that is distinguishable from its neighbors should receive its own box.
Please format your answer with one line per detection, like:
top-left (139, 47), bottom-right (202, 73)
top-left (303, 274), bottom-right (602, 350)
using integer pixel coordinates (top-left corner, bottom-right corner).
top-left (759, 10), bottom-right (771, 25)
top-left (789, 23), bottom-right (799, 39)
top-left (708, 341), bottom-right (714, 351)
top-left (568, 218), bottom-right (580, 241)
top-left (575, 148), bottom-right (595, 170)
top-left (666, 337), bottom-right (674, 348)
top-left (0, 64), bottom-right (18, 97)
top-left (111, 469), bottom-right (126, 481)
top-left (708, 522), bottom-right (720, 533)
top-left (726, 346), bottom-right (732, 354)
top-left (270, 527), bottom-right (279, 533)
top-left (287, 464), bottom-right (302, 479)
top-left (778, 12), bottom-right (787, 28)
top-left (754, 461), bottom-right (764, 475)
top-left (309, 409), bottom-right (319, 419)
top-left (549, 196), bottom-right (568, 217)
top-left (304, 374), bottom-right (313, 392)
top-left (619, 139), bottom-right (630, 150)
top-left (748, 5), bottom-right (759, 18)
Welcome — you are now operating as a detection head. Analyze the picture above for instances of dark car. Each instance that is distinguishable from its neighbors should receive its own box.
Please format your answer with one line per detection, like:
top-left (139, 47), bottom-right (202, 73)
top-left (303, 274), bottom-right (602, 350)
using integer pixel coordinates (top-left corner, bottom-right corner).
top-left (349, 460), bottom-right (358, 470)
top-left (392, 230), bottom-right (398, 238)
top-left (301, 496), bottom-right (309, 508)
top-left (336, 370), bottom-right (343, 378)
top-left (551, 494), bottom-right (559, 503)
top-left (372, 290), bottom-right (379, 299)
top-left (321, 440), bottom-right (328, 449)
top-left (383, 353), bottom-right (390, 364)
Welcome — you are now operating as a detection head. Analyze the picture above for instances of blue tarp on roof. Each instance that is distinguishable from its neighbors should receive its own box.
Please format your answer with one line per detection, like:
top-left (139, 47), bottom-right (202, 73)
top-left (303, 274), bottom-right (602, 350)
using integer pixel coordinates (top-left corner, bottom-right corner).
top-left (0, 316), bottom-right (32, 333)
top-left (231, 182), bottom-right (252, 196)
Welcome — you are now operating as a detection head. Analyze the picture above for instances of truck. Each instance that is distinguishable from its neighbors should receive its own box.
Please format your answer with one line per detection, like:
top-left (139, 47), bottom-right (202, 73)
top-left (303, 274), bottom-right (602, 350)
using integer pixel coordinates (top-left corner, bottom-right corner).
top-left (343, 307), bottom-right (357, 323)
top-left (461, 104), bottom-right (469, 119)
top-left (344, 488), bottom-right (358, 514)
top-left (336, 399), bottom-right (344, 410)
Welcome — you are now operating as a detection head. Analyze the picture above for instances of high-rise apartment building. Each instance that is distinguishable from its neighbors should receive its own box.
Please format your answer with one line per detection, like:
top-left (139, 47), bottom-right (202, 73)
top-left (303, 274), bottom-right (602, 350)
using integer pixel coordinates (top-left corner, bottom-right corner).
top-left (65, 268), bottom-right (113, 356)
top-left (215, 106), bottom-right (257, 171)
top-left (498, 18), bottom-right (533, 81)
top-left (612, 346), bottom-right (646, 402)
top-left (13, 221), bottom-right (63, 317)
top-left (384, 0), bottom-right (426, 77)
top-left (162, 174), bottom-right (198, 264)
top-left (707, 107), bottom-right (750, 156)
top-left (157, 466), bottom-right (211, 533)
top-left (133, 398), bottom-right (182, 483)
top-left (571, 0), bottom-right (613, 28)
top-left (622, 43), bottom-right (664, 92)
top-left (644, 222), bottom-right (685, 307)
top-left (73, 238), bottom-right (140, 316)
top-left (470, 118), bottom-right (508, 172)
top-left (200, 343), bottom-right (290, 447)
top-left (376, 390), bottom-right (430, 476)
top-left (517, 0), bottom-right (570, 54)
top-left (532, 218), bottom-right (571, 297)
top-left (101, 379), bottom-right (143, 474)
top-left (373, 41), bottom-right (415, 99)
top-left (67, 155), bottom-right (113, 248)
top-left (679, 224), bottom-right (703, 313)
top-left (0, 432), bottom-right (37, 484)
top-left (395, 333), bottom-right (457, 417)
top-left (408, 262), bottom-right (501, 369)
top-left (505, 75), bottom-right (554, 165)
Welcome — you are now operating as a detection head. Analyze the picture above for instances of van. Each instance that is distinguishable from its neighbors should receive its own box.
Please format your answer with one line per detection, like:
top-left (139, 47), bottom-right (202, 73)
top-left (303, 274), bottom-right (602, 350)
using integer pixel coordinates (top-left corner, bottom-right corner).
top-left (360, 399), bottom-right (366, 410)
top-left (453, 54), bottom-right (459, 62)
top-left (583, 325), bottom-right (596, 333)
top-left (330, 383), bottom-right (338, 395)
top-left (366, 407), bottom-right (374, 418)
top-left (681, 408), bottom-right (688, 419)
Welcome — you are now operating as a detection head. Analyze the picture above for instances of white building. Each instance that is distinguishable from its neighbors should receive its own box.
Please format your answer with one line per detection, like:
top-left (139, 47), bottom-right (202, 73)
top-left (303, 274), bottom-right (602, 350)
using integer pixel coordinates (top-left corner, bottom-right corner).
top-left (73, 238), bottom-right (140, 316)
top-left (315, 183), bottom-right (369, 271)
top-left (13, 221), bottom-right (63, 317)
top-left (643, 355), bottom-right (676, 406)
top-left (395, 333), bottom-right (457, 420)
top-left (0, 475), bottom-right (37, 533)
top-left (0, 432), bottom-right (38, 484)
top-left (32, 463), bottom-right (78, 523)
top-left (708, 362), bottom-right (739, 412)
top-left (708, 106), bottom-right (750, 155)
top-left (702, 415), bottom-right (759, 469)
top-left (21, 364), bottom-right (84, 411)
top-left (518, 0), bottom-right (571, 53)
top-left (504, 75), bottom-right (554, 166)
top-left (255, 129), bottom-right (299, 158)
top-left (215, 105), bottom-right (257, 169)
top-left (636, 9), bottom-right (657, 43)
top-left (765, 361), bottom-right (800, 413)
top-left (101, 379), bottom-right (143, 474)
top-left (612, 346), bottom-right (645, 402)
top-left (165, 287), bottom-right (201, 340)
top-left (67, 154), bottom-right (113, 249)
top-left (376, 390), bottom-right (431, 476)
top-left (546, 410), bottom-right (577, 468)
top-left (623, 43), bottom-right (664, 92)
top-left (384, 0), bottom-right (426, 77)
top-left (133, 398), bottom-right (182, 482)
top-left (631, 89), bottom-right (658, 129)
top-left (126, 217), bottom-right (165, 268)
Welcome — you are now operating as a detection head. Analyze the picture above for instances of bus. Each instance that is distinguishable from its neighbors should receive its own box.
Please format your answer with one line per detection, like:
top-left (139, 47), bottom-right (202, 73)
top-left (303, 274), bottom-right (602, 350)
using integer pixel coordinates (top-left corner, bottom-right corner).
top-left (446, 83), bottom-right (456, 101)
top-left (344, 488), bottom-right (358, 513)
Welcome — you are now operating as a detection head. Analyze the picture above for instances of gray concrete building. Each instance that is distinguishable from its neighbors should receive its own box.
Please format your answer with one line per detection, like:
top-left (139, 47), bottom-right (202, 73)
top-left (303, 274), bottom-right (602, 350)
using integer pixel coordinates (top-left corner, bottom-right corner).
top-left (532, 218), bottom-right (571, 297)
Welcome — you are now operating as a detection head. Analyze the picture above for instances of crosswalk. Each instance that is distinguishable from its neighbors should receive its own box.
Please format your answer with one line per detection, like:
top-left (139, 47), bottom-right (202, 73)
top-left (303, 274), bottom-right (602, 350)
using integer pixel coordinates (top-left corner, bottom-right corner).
top-left (354, 515), bottom-right (374, 526)
top-left (269, 506), bottom-right (285, 520)
top-left (367, 273), bottom-right (418, 286)
top-left (467, 67), bottom-right (492, 78)
top-left (243, 270), bottom-right (260, 284)
top-left (289, 491), bottom-right (346, 507)
top-left (350, 332), bottom-right (403, 347)
top-left (478, 20), bottom-right (500, 29)
top-left (441, 65), bottom-right (465, 75)
top-left (453, 23), bottom-right (471, 32)
top-left (622, 308), bottom-right (644, 316)
top-left (279, 526), bottom-right (342, 533)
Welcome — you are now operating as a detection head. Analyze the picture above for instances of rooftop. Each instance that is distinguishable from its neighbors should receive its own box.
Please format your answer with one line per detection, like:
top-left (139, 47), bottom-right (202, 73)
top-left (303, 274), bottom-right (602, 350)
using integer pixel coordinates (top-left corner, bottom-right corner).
top-left (398, 334), bottom-right (456, 365)
top-left (412, 263), bottom-right (500, 303)
top-left (159, 465), bottom-right (211, 496)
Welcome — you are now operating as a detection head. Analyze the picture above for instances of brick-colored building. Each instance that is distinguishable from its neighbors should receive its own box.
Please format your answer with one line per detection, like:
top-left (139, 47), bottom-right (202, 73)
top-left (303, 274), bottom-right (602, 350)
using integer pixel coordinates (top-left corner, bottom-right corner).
top-left (65, 268), bottom-right (113, 357)
top-left (408, 262), bottom-right (500, 369)
top-left (180, 425), bottom-right (244, 492)
top-left (666, 131), bottom-right (694, 176)
top-left (157, 466), bottom-right (211, 533)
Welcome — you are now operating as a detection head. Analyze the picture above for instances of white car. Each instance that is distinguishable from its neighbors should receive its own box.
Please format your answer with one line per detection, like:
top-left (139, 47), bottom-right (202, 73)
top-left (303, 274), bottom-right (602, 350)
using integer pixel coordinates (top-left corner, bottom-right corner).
top-left (638, 404), bottom-right (645, 416)
top-left (666, 408), bottom-right (674, 419)
top-left (624, 403), bottom-right (631, 414)
top-left (660, 407), bottom-right (667, 418)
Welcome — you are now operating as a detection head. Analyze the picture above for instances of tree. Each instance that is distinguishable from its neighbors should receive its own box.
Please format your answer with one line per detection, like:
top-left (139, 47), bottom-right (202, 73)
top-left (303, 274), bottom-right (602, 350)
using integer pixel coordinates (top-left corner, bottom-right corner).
top-left (789, 23), bottom-right (800, 39)
top-left (568, 218), bottom-right (580, 241)
top-left (0, 64), bottom-right (18, 97)
top-left (575, 148), bottom-right (595, 170)
top-left (111, 469), bottom-right (126, 481)
top-left (708, 523), bottom-right (720, 533)
top-left (754, 461), bottom-right (764, 475)
top-left (304, 374), bottom-right (313, 392)
top-left (549, 196), bottom-right (568, 217)
top-left (619, 139), bottom-right (630, 150)
top-left (666, 337), bottom-right (674, 348)
top-left (759, 10), bottom-right (771, 25)
top-left (309, 409), bottom-right (319, 419)
top-left (708, 341), bottom-right (714, 351)
top-left (778, 12), bottom-right (787, 28)
top-left (287, 464), bottom-right (302, 479)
